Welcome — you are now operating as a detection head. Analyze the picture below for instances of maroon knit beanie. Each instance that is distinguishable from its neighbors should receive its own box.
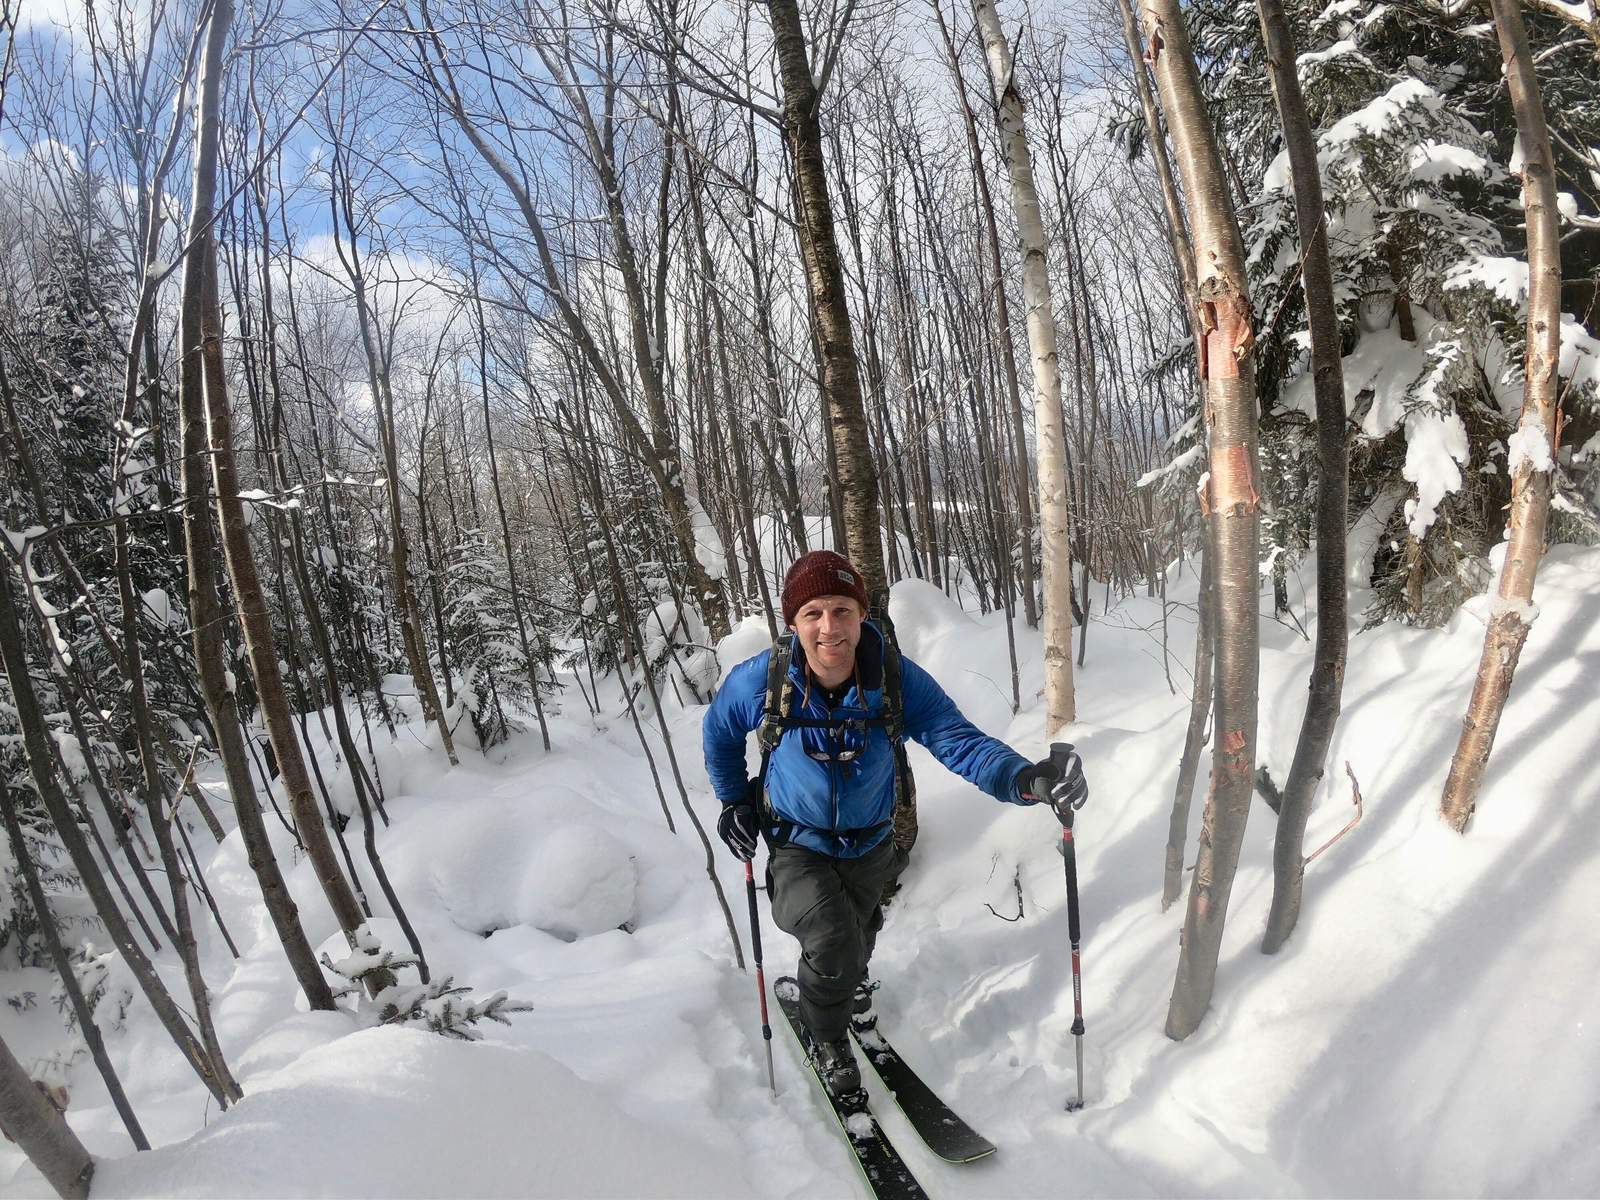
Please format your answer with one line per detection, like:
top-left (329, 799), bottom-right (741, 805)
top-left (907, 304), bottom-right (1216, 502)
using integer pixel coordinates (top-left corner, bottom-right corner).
top-left (781, 550), bottom-right (870, 627)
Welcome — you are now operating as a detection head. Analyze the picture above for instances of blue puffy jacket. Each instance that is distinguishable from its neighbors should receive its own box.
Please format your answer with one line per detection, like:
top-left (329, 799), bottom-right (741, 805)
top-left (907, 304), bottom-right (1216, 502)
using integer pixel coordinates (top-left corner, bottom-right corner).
top-left (702, 622), bottom-right (1032, 858)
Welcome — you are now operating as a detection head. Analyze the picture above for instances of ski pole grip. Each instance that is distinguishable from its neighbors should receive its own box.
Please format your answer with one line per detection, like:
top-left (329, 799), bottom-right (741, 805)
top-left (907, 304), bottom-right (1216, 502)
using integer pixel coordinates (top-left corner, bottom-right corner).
top-left (1050, 743), bottom-right (1073, 822)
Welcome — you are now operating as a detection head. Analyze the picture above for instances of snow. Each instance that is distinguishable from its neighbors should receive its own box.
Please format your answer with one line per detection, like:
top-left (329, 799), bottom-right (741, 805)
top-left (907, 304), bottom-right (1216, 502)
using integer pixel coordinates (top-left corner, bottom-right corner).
top-left (687, 498), bottom-right (727, 583)
top-left (1444, 254), bottom-right (1529, 305)
top-left (6, 545), bottom-right (1600, 1197)
top-left (1402, 407), bottom-right (1470, 536)
top-left (95, 1027), bottom-right (738, 1198)
top-left (1405, 140), bottom-right (1491, 182)
top-left (1506, 420), bottom-right (1556, 475)
top-left (1295, 37), bottom-right (1360, 71)
top-left (381, 799), bottom-right (639, 941)
top-left (140, 587), bottom-right (177, 628)
top-left (1539, 0), bottom-right (1596, 20)
top-left (1490, 596), bottom-right (1539, 623)
top-left (1559, 315), bottom-right (1600, 395)
top-left (1322, 78), bottom-right (1440, 152)
top-left (844, 1112), bottom-right (877, 1141)
top-left (1134, 444), bottom-right (1204, 489)
top-left (1345, 486), bottom-right (1405, 590)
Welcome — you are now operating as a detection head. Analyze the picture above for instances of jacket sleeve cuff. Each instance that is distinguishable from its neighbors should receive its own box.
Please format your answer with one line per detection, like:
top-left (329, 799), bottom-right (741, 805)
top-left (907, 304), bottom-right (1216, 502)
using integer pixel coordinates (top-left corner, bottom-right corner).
top-left (1008, 762), bottom-right (1040, 806)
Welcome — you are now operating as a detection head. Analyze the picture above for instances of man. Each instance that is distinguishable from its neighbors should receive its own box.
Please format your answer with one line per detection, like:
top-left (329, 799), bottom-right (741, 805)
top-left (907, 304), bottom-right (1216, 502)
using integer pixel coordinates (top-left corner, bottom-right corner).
top-left (702, 549), bottom-right (1087, 1097)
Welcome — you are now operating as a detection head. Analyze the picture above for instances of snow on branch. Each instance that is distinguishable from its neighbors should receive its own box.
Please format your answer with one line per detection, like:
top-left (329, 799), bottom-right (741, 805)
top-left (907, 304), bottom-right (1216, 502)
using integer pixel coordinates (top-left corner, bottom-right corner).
top-left (320, 923), bottom-right (532, 1041)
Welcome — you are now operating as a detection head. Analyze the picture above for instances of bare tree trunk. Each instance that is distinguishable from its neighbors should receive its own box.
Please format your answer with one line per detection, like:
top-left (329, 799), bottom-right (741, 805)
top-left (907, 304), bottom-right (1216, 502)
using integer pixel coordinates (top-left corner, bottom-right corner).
top-left (0, 566), bottom-right (234, 1106)
top-left (1256, 0), bottom-right (1350, 954)
top-left (184, 0), bottom-right (370, 960)
top-left (764, 0), bottom-right (887, 600)
top-left (1113, 0), bottom-right (1203, 329)
top-left (325, 145), bottom-right (459, 767)
top-left (1163, 541), bottom-right (1213, 910)
top-left (1440, 0), bottom-right (1563, 832)
top-left (1139, 0), bottom-right (1263, 1041)
top-left (0, 1032), bottom-right (92, 1199)
top-left (685, 161), bottom-right (779, 637)
top-left (169, 4), bottom-right (336, 1015)
top-left (456, 227), bottom-right (552, 751)
top-left (971, 0), bottom-right (1077, 733)
top-left (565, 382), bottom-right (746, 965)
top-left (1, 797), bottom-right (148, 1149)
top-left (933, 0), bottom-right (1039, 628)
top-left (0, 364), bottom-right (178, 951)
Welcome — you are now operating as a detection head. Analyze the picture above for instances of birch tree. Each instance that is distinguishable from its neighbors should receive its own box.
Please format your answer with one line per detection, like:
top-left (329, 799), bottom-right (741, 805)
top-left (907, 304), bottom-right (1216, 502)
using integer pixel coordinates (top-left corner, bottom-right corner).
top-left (1138, 0), bottom-right (1263, 1040)
top-left (1440, 0), bottom-right (1565, 832)
top-left (970, 0), bottom-right (1077, 732)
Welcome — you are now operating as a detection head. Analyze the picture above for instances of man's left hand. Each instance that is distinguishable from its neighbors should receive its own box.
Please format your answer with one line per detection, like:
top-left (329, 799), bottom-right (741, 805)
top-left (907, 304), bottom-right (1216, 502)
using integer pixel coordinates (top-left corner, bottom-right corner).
top-left (1016, 747), bottom-right (1088, 823)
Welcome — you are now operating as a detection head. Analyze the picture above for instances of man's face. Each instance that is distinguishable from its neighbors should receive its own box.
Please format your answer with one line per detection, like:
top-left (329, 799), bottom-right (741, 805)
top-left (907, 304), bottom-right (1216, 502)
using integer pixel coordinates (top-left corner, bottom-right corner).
top-left (791, 594), bottom-right (865, 682)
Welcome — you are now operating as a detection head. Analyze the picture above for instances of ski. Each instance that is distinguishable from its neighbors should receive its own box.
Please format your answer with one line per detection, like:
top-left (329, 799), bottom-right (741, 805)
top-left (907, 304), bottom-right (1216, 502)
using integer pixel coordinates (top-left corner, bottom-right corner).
top-left (852, 1010), bottom-right (997, 1163)
top-left (773, 977), bottom-right (929, 1200)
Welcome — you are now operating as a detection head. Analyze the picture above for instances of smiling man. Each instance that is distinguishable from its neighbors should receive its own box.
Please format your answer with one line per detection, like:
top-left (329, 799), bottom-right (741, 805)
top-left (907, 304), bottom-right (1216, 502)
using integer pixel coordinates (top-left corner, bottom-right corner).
top-left (702, 549), bottom-right (1087, 1098)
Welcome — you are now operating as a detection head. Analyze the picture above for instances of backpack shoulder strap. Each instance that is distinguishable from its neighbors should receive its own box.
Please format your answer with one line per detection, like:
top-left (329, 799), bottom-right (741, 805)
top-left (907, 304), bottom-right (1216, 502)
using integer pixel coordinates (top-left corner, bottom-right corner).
top-left (873, 610), bottom-right (906, 745)
top-left (756, 635), bottom-right (796, 757)
top-left (754, 636), bottom-right (797, 844)
top-left (871, 602), bottom-right (918, 855)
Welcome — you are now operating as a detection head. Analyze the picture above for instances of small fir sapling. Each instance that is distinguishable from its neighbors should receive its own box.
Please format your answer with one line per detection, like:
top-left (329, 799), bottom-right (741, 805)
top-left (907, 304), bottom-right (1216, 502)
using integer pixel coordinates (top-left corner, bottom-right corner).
top-left (320, 923), bottom-right (532, 1040)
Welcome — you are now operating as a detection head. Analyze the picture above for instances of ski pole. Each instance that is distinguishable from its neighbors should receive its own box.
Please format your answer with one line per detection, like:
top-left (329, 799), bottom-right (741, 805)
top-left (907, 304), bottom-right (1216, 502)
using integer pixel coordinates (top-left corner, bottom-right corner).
top-left (1051, 741), bottom-right (1087, 1112)
top-left (745, 859), bottom-right (777, 1097)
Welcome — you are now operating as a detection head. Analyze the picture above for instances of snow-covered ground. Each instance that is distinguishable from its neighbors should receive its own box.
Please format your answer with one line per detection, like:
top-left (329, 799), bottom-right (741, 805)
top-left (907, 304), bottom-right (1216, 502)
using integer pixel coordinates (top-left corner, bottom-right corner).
top-left (4, 545), bottom-right (1599, 1198)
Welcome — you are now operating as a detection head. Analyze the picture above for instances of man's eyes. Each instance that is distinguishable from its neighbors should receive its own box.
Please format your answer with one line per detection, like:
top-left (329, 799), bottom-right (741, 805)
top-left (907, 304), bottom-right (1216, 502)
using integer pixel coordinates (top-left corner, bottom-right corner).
top-left (802, 607), bottom-right (855, 619)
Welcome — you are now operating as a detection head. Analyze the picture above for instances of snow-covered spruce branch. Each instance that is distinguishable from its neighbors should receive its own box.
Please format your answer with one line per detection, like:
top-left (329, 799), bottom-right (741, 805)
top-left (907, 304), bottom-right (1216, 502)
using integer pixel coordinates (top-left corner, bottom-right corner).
top-left (320, 926), bottom-right (532, 1040)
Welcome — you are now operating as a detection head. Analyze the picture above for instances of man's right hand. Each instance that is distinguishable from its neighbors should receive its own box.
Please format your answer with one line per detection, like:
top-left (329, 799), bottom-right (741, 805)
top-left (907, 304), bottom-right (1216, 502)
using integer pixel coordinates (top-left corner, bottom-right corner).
top-left (717, 803), bottom-right (760, 861)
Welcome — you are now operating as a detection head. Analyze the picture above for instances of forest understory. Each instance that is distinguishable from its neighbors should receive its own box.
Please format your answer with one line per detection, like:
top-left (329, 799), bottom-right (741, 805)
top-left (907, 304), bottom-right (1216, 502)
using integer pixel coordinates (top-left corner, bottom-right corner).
top-left (1, 0), bottom-right (1598, 1192)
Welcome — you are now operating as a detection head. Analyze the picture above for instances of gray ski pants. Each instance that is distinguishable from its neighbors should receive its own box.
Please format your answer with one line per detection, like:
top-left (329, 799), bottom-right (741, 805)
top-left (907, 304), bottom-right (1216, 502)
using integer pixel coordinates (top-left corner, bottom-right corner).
top-left (768, 837), bottom-right (902, 1042)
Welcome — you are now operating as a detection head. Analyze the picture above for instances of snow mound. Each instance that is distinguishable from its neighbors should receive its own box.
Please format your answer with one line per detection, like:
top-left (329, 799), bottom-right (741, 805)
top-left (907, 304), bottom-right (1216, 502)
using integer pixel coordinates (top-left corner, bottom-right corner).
top-left (887, 577), bottom-right (1025, 735)
top-left (887, 576), bottom-right (975, 652)
top-left (715, 614), bottom-right (775, 681)
top-left (383, 796), bottom-right (637, 941)
top-left (519, 824), bottom-right (637, 941)
top-left (91, 1026), bottom-right (744, 1198)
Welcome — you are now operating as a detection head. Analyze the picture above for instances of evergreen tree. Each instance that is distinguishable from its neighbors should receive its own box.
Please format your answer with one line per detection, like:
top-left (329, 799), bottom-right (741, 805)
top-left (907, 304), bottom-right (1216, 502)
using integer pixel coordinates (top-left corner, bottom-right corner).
top-left (443, 529), bottom-right (552, 749)
top-left (567, 456), bottom-right (674, 680)
top-left (1176, 0), bottom-right (1600, 623)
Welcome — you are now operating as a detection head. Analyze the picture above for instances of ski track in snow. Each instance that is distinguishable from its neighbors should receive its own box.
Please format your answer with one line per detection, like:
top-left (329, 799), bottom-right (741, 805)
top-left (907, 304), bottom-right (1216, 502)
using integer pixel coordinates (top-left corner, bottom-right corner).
top-left (5, 542), bottom-right (1600, 1197)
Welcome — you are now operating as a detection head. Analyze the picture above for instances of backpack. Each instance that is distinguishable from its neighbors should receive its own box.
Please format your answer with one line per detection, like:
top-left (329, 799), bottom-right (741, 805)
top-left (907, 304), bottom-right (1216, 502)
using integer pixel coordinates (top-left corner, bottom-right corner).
top-left (754, 608), bottom-right (918, 853)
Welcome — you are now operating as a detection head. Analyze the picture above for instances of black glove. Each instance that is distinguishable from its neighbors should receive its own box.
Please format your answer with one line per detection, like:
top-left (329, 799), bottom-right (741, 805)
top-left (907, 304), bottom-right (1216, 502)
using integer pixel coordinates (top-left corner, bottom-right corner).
top-left (717, 803), bottom-right (760, 861)
top-left (1016, 746), bottom-right (1088, 824)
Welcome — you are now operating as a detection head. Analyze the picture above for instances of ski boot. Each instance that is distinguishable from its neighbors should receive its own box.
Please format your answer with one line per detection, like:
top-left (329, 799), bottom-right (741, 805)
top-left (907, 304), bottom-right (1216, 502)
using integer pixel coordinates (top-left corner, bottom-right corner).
top-left (810, 1033), bottom-right (862, 1099)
